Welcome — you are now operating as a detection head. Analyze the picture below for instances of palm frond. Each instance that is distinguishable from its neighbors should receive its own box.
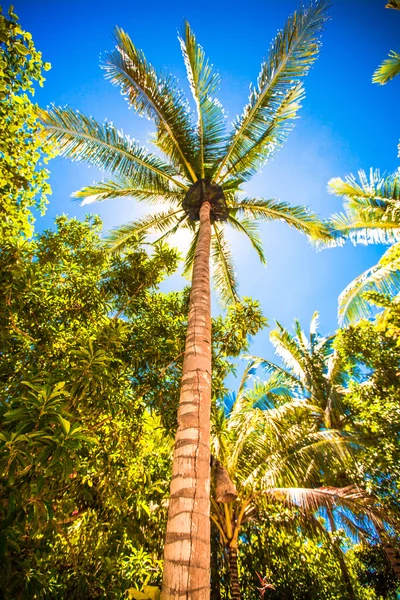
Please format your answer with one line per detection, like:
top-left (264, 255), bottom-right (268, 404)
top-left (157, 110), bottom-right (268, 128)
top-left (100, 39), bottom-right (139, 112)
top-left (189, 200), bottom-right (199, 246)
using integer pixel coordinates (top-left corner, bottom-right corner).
top-left (328, 212), bottom-right (400, 246)
top-left (36, 105), bottom-right (186, 190)
top-left (230, 197), bottom-right (331, 242)
top-left (373, 51), bottom-right (400, 85)
top-left (215, 0), bottom-right (328, 182)
top-left (105, 208), bottom-right (185, 253)
top-left (242, 354), bottom-right (301, 389)
top-left (338, 243), bottom-right (400, 325)
top-left (211, 224), bottom-right (239, 305)
top-left (182, 224), bottom-right (200, 277)
top-left (270, 324), bottom-right (306, 380)
top-left (220, 83), bottom-right (305, 183)
top-left (386, 0), bottom-right (400, 9)
top-left (102, 27), bottom-right (197, 181)
top-left (328, 169), bottom-right (400, 208)
top-left (179, 21), bottom-right (226, 178)
top-left (268, 485), bottom-right (387, 530)
top-left (309, 310), bottom-right (321, 351)
top-left (227, 214), bottom-right (266, 265)
top-left (72, 175), bottom-right (185, 206)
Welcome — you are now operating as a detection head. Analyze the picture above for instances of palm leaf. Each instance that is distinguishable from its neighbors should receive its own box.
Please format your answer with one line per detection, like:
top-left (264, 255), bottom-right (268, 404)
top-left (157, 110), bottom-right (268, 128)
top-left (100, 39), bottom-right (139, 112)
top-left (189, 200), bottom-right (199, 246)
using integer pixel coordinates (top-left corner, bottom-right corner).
top-left (227, 214), bottom-right (266, 265)
top-left (182, 224), bottom-right (200, 277)
top-left (102, 27), bottom-right (197, 181)
top-left (328, 169), bottom-right (400, 208)
top-left (179, 21), bottom-right (226, 178)
top-left (105, 208), bottom-right (185, 253)
top-left (230, 197), bottom-right (331, 241)
top-left (36, 105), bottom-right (186, 190)
top-left (373, 50), bottom-right (400, 85)
top-left (328, 212), bottom-right (400, 246)
top-left (386, 0), bottom-right (400, 9)
top-left (72, 175), bottom-right (185, 206)
top-left (211, 224), bottom-right (239, 305)
top-left (214, 0), bottom-right (328, 182)
top-left (266, 485), bottom-right (387, 530)
top-left (243, 354), bottom-right (302, 391)
top-left (220, 83), bottom-right (305, 183)
top-left (270, 323), bottom-right (306, 380)
top-left (338, 243), bottom-right (400, 325)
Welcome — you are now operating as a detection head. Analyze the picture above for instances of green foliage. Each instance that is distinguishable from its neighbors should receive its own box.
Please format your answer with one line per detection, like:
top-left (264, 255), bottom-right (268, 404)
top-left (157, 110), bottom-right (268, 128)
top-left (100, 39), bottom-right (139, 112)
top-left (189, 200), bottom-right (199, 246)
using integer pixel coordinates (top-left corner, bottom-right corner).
top-left (0, 210), bottom-right (266, 597)
top-left (335, 301), bottom-right (400, 511)
top-left (327, 169), bottom-right (400, 323)
top-left (235, 513), bottom-right (384, 600)
top-left (0, 5), bottom-right (52, 240)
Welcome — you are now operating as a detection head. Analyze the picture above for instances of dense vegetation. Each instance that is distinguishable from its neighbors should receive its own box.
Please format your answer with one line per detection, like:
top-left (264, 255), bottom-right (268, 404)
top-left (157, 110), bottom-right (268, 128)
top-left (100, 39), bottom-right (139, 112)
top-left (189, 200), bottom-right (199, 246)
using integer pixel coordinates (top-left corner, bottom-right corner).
top-left (1, 3), bottom-right (399, 600)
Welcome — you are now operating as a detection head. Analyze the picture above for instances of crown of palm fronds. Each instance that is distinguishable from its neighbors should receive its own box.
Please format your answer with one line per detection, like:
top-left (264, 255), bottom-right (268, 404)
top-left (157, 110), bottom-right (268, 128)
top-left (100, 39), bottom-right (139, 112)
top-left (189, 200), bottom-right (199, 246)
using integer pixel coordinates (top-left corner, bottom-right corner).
top-left (244, 313), bottom-right (347, 429)
top-left (212, 355), bottom-right (353, 496)
top-left (37, 1), bottom-right (331, 304)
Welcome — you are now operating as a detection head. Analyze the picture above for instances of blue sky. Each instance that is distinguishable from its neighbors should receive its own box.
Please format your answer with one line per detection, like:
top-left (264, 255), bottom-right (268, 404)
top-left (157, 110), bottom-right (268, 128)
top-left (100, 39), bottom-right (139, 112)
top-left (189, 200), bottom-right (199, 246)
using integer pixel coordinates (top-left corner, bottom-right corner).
top-left (16, 0), bottom-right (400, 369)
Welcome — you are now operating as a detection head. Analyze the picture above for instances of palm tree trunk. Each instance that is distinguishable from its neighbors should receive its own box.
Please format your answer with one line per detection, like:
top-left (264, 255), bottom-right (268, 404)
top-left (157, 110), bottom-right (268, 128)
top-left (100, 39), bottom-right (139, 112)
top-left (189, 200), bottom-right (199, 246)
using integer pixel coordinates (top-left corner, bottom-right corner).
top-left (335, 546), bottom-right (356, 600)
top-left (161, 200), bottom-right (212, 600)
top-left (228, 546), bottom-right (241, 600)
top-left (382, 541), bottom-right (400, 580)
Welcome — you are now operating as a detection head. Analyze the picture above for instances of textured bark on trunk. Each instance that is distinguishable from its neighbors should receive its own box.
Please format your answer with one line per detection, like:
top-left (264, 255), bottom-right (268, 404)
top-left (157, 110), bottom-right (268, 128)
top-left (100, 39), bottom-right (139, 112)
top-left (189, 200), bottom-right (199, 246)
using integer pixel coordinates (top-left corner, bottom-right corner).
top-left (228, 546), bottom-right (241, 600)
top-left (161, 200), bottom-right (212, 600)
top-left (383, 542), bottom-right (400, 580)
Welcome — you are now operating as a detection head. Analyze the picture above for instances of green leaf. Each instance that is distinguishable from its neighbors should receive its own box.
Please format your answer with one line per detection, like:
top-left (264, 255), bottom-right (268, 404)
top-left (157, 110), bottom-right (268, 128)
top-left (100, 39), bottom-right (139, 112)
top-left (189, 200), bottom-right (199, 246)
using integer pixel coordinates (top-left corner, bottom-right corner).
top-left (57, 415), bottom-right (71, 436)
top-left (14, 42), bottom-right (28, 55)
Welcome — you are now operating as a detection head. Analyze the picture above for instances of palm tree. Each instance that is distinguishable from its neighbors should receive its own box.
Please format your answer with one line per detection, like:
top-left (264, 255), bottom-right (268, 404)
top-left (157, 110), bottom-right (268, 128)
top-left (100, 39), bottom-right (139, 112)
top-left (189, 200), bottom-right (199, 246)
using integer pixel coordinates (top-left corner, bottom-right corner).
top-left (37, 3), bottom-right (331, 597)
top-left (246, 312), bottom-right (349, 429)
top-left (211, 363), bottom-right (387, 600)
top-left (328, 170), bottom-right (400, 324)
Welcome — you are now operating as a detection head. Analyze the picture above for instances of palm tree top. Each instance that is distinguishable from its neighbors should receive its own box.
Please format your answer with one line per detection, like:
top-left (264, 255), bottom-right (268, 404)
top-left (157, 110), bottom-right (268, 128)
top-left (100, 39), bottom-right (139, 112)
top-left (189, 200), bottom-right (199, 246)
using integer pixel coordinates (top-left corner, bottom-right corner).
top-left (37, 0), bottom-right (331, 304)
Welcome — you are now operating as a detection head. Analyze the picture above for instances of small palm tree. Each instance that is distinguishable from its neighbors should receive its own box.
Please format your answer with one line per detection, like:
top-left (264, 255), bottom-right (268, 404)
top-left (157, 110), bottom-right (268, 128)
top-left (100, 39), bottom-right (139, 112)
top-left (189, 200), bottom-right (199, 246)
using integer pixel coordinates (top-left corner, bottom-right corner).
top-left (328, 170), bottom-right (400, 324)
top-left (246, 312), bottom-right (348, 428)
top-left (211, 363), bottom-right (386, 600)
top-left (37, 3), bottom-right (331, 596)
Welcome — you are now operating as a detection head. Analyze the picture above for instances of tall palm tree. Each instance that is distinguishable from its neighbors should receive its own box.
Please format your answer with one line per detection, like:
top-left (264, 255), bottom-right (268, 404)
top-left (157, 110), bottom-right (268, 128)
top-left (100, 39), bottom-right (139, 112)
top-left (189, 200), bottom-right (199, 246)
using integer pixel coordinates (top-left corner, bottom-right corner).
top-left (37, 3), bottom-right (330, 597)
top-left (328, 170), bottom-right (400, 324)
top-left (211, 363), bottom-right (387, 600)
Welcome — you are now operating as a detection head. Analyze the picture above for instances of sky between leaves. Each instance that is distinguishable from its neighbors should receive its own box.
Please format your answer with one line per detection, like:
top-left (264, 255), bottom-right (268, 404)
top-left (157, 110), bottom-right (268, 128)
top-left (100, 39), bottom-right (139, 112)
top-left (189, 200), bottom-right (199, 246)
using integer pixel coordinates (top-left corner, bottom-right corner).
top-left (15, 0), bottom-right (400, 368)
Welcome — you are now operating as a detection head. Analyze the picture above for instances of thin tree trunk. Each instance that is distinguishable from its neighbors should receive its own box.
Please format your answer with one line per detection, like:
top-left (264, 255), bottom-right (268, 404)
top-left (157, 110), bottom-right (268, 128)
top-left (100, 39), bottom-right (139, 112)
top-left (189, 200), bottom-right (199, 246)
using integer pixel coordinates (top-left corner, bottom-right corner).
top-left (382, 541), bottom-right (400, 580)
top-left (328, 516), bottom-right (356, 600)
top-left (335, 546), bottom-right (356, 600)
top-left (161, 200), bottom-right (212, 600)
top-left (228, 545), bottom-right (241, 600)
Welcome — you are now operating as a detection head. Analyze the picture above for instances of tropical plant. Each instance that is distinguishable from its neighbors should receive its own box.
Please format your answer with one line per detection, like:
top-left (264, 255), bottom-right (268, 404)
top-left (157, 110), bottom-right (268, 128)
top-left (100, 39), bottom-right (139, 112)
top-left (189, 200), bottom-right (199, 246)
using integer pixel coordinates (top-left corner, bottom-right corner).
top-left (37, 2), bottom-right (332, 595)
top-left (328, 169), bottom-right (400, 324)
top-left (245, 312), bottom-right (349, 429)
top-left (210, 362), bottom-right (387, 600)
top-left (0, 211), bottom-right (266, 598)
top-left (0, 5), bottom-right (52, 241)
top-left (373, 1), bottom-right (400, 86)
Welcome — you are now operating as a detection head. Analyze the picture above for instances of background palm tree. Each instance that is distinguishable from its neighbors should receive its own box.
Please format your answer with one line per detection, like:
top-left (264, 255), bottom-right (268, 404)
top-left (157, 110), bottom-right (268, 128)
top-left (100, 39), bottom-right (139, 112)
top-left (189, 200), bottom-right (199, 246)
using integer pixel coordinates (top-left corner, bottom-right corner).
top-left (246, 312), bottom-right (349, 429)
top-left (328, 170), bottom-right (400, 324)
top-left (211, 363), bottom-right (387, 600)
top-left (329, 1), bottom-right (400, 327)
top-left (37, 2), bottom-right (330, 596)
